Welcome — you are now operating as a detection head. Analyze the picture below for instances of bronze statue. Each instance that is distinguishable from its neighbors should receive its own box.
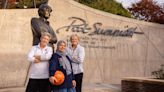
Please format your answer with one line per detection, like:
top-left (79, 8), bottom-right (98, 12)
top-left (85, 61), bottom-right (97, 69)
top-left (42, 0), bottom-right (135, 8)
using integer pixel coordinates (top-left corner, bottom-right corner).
top-left (31, 4), bottom-right (57, 49)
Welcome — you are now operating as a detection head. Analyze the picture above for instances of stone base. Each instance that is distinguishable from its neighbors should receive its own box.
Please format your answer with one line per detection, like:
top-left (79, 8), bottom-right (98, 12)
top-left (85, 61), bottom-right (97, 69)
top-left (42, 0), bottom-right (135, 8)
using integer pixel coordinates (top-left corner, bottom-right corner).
top-left (122, 77), bottom-right (164, 92)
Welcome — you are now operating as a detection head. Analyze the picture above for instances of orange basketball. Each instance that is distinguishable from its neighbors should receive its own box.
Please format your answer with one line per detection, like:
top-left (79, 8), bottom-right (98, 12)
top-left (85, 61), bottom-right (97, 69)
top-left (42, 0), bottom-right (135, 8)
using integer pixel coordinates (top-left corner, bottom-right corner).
top-left (53, 70), bottom-right (65, 85)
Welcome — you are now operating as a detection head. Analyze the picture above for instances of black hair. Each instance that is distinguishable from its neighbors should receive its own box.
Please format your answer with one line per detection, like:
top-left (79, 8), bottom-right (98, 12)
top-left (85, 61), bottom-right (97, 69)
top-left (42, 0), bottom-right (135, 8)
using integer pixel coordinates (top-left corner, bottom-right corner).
top-left (38, 4), bottom-right (52, 18)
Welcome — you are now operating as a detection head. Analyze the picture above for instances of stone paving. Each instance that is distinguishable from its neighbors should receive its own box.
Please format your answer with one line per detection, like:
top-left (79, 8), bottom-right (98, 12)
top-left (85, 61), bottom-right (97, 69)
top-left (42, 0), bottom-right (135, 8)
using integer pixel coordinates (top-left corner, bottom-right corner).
top-left (0, 83), bottom-right (121, 92)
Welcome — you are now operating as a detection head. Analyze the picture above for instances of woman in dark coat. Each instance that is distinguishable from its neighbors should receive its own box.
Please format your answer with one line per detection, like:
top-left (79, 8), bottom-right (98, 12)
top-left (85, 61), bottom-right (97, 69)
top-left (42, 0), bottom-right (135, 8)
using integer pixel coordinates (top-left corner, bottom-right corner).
top-left (49, 40), bottom-right (76, 92)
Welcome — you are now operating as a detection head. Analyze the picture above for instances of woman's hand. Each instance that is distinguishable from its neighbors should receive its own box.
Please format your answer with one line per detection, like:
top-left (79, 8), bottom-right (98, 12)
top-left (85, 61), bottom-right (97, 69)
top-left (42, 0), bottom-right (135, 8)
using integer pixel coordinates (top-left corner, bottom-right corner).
top-left (34, 58), bottom-right (40, 63)
top-left (34, 55), bottom-right (41, 63)
top-left (72, 80), bottom-right (76, 87)
top-left (49, 76), bottom-right (55, 84)
top-left (49, 76), bottom-right (58, 85)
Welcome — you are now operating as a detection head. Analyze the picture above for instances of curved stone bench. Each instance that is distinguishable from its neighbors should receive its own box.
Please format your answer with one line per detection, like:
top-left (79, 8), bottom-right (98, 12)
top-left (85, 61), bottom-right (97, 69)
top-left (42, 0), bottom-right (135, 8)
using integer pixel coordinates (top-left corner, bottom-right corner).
top-left (122, 77), bottom-right (164, 92)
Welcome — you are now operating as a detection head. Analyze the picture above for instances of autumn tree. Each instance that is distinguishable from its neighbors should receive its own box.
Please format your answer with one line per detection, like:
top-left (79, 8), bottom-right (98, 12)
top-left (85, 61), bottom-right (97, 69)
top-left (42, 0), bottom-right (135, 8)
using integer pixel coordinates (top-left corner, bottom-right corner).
top-left (0, 0), bottom-right (48, 9)
top-left (17, 0), bottom-right (48, 8)
top-left (128, 0), bottom-right (164, 24)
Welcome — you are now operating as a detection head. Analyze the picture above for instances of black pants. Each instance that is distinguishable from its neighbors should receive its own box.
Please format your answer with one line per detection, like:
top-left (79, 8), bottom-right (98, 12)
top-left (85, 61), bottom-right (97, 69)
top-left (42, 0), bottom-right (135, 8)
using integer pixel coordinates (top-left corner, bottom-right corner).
top-left (75, 73), bottom-right (83, 92)
top-left (26, 78), bottom-right (50, 92)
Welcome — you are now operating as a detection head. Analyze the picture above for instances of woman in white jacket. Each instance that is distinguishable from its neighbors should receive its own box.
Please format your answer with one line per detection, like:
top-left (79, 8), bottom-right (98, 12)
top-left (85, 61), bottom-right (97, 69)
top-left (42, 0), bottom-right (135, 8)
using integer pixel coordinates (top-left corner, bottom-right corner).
top-left (26, 32), bottom-right (53, 92)
top-left (66, 34), bottom-right (85, 92)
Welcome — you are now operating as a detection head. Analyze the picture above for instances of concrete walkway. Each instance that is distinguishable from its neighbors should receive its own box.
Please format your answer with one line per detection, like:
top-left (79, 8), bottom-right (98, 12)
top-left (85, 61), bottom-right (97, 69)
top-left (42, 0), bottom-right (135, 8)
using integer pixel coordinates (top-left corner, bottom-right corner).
top-left (83, 83), bottom-right (121, 92)
top-left (0, 83), bottom-right (121, 92)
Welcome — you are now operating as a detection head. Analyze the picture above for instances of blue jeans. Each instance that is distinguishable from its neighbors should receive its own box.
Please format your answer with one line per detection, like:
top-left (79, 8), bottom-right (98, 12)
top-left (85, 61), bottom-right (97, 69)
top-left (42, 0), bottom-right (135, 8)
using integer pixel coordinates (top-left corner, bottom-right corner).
top-left (53, 88), bottom-right (76, 92)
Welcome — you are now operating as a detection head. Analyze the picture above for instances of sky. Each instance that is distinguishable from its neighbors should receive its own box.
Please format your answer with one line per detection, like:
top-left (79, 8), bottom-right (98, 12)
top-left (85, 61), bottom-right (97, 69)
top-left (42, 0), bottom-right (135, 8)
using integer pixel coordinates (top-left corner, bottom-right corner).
top-left (115, 0), bottom-right (164, 8)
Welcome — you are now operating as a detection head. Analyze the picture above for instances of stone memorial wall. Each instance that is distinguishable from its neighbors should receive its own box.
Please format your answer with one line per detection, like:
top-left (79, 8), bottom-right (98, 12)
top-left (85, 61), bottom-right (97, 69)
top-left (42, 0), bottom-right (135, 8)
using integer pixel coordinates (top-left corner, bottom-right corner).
top-left (0, 0), bottom-right (163, 88)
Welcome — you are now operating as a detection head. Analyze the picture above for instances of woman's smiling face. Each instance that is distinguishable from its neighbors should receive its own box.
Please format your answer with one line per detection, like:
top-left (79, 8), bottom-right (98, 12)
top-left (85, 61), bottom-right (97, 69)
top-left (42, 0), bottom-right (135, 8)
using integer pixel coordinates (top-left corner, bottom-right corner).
top-left (58, 42), bottom-right (66, 52)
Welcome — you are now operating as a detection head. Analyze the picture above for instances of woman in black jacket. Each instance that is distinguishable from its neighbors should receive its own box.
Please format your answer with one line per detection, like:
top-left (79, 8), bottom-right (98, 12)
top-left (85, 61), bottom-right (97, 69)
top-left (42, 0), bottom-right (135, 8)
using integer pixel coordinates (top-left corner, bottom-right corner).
top-left (49, 40), bottom-right (76, 92)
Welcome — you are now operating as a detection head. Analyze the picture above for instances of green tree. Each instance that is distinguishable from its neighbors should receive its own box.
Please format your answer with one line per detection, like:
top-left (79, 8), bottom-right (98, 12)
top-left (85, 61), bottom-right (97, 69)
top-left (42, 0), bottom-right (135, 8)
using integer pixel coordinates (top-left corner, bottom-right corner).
top-left (76, 0), bottom-right (132, 18)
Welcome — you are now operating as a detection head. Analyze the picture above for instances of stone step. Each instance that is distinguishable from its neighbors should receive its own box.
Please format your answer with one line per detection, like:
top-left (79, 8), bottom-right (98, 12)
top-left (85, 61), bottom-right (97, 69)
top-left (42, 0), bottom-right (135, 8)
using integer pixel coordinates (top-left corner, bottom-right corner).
top-left (0, 83), bottom-right (121, 92)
